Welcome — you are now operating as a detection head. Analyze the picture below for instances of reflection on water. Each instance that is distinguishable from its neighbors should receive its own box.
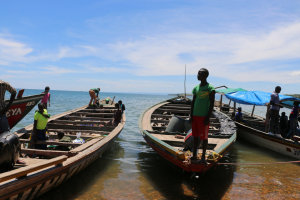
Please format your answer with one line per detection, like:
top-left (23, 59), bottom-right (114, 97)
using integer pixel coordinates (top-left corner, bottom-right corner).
top-left (137, 147), bottom-right (235, 200)
top-left (14, 91), bottom-right (299, 200)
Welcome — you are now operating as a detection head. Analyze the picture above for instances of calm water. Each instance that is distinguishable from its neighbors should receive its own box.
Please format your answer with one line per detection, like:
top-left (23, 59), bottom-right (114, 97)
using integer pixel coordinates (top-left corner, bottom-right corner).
top-left (11, 90), bottom-right (300, 200)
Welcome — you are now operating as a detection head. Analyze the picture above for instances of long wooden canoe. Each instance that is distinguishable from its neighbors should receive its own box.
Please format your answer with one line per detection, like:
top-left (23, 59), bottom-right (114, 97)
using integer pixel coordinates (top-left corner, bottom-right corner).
top-left (0, 101), bottom-right (125, 200)
top-left (215, 99), bottom-right (300, 159)
top-left (139, 97), bottom-right (236, 173)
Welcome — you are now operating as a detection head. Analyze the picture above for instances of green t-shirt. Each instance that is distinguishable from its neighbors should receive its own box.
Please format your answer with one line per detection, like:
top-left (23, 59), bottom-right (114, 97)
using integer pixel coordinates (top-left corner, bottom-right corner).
top-left (192, 83), bottom-right (215, 116)
top-left (91, 88), bottom-right (100, 95)
top-left (34, 109), bottom-right (49, 130)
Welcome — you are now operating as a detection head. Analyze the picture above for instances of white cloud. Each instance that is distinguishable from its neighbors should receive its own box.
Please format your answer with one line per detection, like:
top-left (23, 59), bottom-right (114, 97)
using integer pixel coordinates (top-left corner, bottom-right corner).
top-left (0, 37), bottom-right (32, 65)
top-left (106, 22), bottom-right (300, 83)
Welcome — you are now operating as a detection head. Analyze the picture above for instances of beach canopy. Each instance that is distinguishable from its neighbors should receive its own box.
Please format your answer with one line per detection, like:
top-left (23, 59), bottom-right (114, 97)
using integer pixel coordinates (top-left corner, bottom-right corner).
top-left (225, 91), bottom-right (300, 106)
top-left (216, 88), bottom-right (247, 94)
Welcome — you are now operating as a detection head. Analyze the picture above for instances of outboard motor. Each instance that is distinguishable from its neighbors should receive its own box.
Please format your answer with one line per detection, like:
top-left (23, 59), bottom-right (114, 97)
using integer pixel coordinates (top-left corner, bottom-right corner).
top-left (0, 131), bottom-right (20, 171)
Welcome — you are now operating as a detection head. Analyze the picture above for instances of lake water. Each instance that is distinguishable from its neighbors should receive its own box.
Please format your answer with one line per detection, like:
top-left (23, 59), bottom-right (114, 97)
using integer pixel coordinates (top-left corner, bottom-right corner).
top-left (11, 90), bottom-right (300, 200)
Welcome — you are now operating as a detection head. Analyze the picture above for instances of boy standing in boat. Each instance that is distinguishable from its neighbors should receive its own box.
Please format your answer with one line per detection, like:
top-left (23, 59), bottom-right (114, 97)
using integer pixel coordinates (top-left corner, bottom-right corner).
top-left (190, 68), bottom-right (215, 164)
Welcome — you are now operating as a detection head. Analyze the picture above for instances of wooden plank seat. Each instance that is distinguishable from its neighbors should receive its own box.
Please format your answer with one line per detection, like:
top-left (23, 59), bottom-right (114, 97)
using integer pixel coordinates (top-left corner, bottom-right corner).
top-left (147, 130), bottom-right (232, 138)
top-left (47, 124), bottom-right (114, 131)
top-left (151, 114), bottom-right (219, 122)
top-left (160, 106), bottom-right (191, 110)
top-left (60, 116), bottom-right (113, 121)
top-left (47, 128), bottom-right (110, 135)
top-left (19, 139), bottom-right (81, 147)
top-left (48, 120), bottom-right (111, 125)
top-left (152, 125), bottom-right (220, 131)
top-left (151, 114), bottom-right (190, 119)
top-left (70, 138), bottom-right (103, 153)
top-left (151, 133), bottom-right (217, 149)
top-left (47, 134), bottom-right (102, 141)
top-left (0, 156), bottom-right (67, 183)
top-left (71, 112), bottom-right (114, 116)
top-left (156, 108), bottom-right (190, 114)
top-left (21, 148), bottom-right (76, 157)
top-left (82, 109), bottom-right (116, 113)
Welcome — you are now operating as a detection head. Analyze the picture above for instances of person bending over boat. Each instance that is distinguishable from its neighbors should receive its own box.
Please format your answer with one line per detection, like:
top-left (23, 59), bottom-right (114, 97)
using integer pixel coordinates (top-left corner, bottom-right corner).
top-left (31, 103), bottom-right (50, 150)
top-left (190, 68), bottom-right (215, 164)
top-left (41, 86), bottom-right (51, 109)
top-left (269, 86), bottom-right (281, 135)
top-left (0, 80), bottom-right (16, 133)
top-left (89, 88), bottom-right (100, 106)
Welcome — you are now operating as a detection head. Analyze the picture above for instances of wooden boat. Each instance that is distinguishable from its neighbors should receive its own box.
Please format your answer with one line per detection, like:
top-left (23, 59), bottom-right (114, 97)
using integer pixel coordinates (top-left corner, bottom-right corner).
top-left (0, 100), bottom-right (125, 200)
top-left (139, 97), bottom-right (236, 173)
top-left (5, 90), bottom-right (44, 129)
top-left (216, 87), bottom-right (300, 159)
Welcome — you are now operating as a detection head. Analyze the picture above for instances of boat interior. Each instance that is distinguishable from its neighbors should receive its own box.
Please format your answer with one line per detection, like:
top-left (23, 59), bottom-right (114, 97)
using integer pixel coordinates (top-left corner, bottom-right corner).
top-left (143, 98), bottom-right (236, 159)
top-left (0, 104), bottom-right (122, 183)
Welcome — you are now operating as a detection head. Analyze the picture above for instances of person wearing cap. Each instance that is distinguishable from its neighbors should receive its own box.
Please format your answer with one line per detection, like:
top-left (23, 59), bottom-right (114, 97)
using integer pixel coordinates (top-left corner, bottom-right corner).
top-left (190, 68), bottom-right (215, 164)
top-left (89, 88), bottom-right (100, 106)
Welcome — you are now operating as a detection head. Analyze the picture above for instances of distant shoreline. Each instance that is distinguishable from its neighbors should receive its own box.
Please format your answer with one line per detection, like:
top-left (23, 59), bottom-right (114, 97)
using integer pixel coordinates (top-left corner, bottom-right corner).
top-left (287, 94), bottom-right (300, 98)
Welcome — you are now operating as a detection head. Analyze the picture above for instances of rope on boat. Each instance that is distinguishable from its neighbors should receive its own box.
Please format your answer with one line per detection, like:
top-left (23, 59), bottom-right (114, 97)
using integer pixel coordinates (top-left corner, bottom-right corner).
top-left (217, 160), bottom-right (300, 166)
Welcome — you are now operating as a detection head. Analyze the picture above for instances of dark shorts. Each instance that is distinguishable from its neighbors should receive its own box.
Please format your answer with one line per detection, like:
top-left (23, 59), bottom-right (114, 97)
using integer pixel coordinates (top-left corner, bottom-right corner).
top-left (35, 129), bottom-right (47, 149)
top-left (192, 116), bottom-right (209, 140)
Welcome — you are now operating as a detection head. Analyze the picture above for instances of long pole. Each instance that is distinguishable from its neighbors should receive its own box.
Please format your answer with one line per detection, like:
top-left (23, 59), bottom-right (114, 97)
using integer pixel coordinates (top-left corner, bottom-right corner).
top-left (184, 64), bottom-right (186, 98)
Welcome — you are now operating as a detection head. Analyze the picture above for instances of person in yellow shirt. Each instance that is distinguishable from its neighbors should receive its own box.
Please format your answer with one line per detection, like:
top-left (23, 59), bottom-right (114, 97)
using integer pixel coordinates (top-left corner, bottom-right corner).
top-left (31, 103), bottom-right (50, 149)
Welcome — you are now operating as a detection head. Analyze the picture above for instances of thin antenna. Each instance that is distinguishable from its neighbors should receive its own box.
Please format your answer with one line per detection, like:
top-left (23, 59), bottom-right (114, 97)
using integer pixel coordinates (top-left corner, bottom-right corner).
top-left (184, 64), bottom-right (186, 98)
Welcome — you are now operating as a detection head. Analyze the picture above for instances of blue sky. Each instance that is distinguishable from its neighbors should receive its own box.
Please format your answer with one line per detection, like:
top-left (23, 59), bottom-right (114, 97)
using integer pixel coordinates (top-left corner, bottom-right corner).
top-left (0, 0), bottom-right (299, 94)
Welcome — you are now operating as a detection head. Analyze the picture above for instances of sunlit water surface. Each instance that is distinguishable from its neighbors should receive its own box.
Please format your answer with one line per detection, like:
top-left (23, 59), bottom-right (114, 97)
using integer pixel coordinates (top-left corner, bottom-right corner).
top-left (11, 90), bottom-right (300, 200)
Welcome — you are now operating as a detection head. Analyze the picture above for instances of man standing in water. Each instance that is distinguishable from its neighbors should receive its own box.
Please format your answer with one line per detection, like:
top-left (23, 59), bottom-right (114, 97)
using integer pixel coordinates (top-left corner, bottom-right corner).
top-left (269, 86), bottom-right (281, 135)
top-left (0, 80), bottom-right (16, 133)
top-left (190, 68), bottom-right (215, 164)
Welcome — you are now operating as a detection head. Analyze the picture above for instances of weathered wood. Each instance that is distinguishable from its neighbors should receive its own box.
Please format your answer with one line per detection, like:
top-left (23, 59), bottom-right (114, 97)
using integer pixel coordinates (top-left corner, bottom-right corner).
top-left (21, 149), bottom-right (77, 157)
top-left (71, 112), bottom-right (114, 116)
top-left (157, 108), bottom-right (190, 114)
top-left (82, 109), bottom-right (116, 112)
top-left (47, 124), bottom-right (114, 131)
top-left (0, 156), bottom-right (67, 183)
top-left (47, 133), bottom-right (100, 140)
top-left (0, 99), bottom-right (126, 200)
top-left (47, 128), bottom-right (110, 135)
top-left (161, 105), bottom-right (191, 110)
top-left (151, 114), bottom-right (190, 119)
top-left (48, 120), bottom-right (111, 125)
top-left (70, 138), bottom-right (103, 153)
top-left (61, 116), bottom-right (113, 121)
top-left (19, 139), bottom-right (81, 147)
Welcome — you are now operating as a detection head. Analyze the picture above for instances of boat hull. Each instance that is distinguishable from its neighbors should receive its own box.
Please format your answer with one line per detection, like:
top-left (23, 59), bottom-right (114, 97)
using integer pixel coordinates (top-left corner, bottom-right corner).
top-left (0, 105), bottom-right (125, 200)
top-left (5, 94), bottom-right (44, 129)
top-left (237, 123), bottom-right (300, 159)
top-left (143, 132), bottom-right (215, 173)
top-left (139, 97), bottom-right (236, 173)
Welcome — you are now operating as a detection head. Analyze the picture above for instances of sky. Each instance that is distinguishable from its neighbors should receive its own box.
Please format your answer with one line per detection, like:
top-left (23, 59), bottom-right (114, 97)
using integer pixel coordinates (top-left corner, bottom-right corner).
top-left (0, 0), bottom-right (300, 94)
